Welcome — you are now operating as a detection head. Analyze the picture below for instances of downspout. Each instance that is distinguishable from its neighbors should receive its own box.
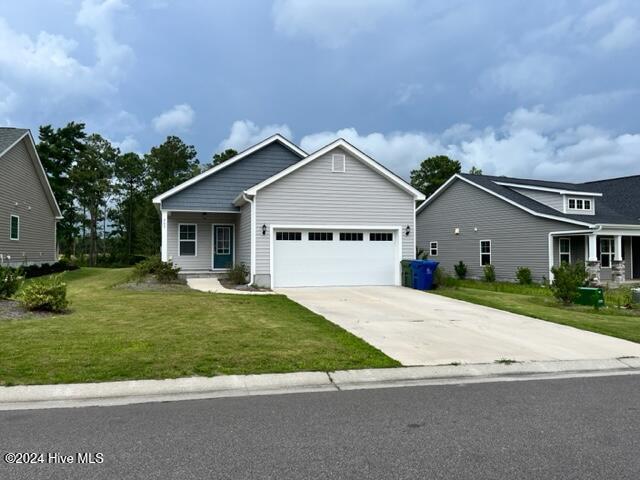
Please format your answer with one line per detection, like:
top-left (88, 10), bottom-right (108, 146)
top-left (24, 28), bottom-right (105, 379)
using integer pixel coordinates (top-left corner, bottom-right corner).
top-left (547, 226), bottom-right (601, 282)
top-left (242, 193), bottom-right (256, 285)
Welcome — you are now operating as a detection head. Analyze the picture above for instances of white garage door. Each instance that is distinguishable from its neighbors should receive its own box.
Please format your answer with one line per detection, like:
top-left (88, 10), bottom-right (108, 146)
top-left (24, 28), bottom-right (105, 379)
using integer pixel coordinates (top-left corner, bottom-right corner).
top-left (273, 229), bottom-right (399, 287)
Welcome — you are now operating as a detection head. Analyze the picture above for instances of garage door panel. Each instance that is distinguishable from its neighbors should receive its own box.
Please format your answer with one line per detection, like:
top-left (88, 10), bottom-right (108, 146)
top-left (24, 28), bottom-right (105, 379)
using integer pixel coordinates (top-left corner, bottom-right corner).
top-left (273, 229), bottom-right (397, 287)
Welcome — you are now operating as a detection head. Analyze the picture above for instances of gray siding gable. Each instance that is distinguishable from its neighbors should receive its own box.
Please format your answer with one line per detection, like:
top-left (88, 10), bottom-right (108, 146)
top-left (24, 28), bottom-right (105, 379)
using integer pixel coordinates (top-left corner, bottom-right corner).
top-left (162, 142), bottom-right (303, 212)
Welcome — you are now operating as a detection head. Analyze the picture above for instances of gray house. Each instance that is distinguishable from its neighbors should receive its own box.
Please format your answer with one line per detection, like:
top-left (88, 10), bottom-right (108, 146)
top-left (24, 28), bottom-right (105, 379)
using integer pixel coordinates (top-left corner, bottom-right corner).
top-left (0, 128), bottom-right (62, 267)
top-left (416, 173), bottom-right (640, 284)
top-left (153, 135), bottom-right (424, 288)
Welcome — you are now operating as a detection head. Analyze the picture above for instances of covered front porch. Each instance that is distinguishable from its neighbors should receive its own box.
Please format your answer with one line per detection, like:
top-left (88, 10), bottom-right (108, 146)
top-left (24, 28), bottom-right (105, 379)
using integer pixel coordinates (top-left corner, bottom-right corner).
top-left (550, 229), bottom-right (640, 285)
top-left (160, 210), bottom-right (239, 274)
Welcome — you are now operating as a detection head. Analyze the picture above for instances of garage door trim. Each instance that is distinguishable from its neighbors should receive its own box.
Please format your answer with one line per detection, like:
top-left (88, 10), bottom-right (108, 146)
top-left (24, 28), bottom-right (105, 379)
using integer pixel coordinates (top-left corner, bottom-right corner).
top-left (269, 224), bottom-right (403, 288)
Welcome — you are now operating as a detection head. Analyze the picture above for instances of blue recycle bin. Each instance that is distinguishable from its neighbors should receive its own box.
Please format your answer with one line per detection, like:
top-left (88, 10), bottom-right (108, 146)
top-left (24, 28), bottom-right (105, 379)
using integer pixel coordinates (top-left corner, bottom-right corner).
top-left (410, 260), bottom-right (439, 290)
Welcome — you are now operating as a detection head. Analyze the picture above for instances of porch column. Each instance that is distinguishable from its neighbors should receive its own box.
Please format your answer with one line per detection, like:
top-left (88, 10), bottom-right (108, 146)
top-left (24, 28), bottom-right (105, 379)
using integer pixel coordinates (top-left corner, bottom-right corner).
top-left (586, 234), bottom-right (600, 286)
top-left (612, 235), bottom-right (625, 283)
top-left (161, 210), bottom-right (168, 262)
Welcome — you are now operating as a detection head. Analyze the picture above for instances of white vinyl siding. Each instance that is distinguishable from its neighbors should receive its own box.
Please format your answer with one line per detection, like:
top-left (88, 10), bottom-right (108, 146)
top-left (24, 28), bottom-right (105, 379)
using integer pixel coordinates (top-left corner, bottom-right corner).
top-left (255, 146), bottom-right (415, 277)
top-left (237, 202), bottom-right (251, 271)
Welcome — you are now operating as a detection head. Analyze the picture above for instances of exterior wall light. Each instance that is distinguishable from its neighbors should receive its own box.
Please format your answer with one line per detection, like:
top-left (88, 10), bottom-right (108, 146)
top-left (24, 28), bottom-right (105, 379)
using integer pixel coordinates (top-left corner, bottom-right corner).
top-left (262, 224), bottom-right (267, 235)
top-left (454, 227), bottom-right (460, 235)
top-left (405, 225), bottom-right (411, 236)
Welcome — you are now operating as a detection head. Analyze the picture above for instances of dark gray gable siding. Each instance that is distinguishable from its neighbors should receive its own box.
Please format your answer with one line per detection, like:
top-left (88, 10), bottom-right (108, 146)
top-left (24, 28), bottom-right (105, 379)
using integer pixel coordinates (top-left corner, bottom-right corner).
top-left (0, 128), bottom-right (28, 153)
top-left (162, 142), bottom-right (302, 212)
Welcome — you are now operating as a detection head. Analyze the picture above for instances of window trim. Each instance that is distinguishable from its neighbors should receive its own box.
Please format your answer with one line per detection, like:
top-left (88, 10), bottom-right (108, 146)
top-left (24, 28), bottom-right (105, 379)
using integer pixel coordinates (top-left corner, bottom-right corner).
top-left (599, 237), bottom-right (614, 269)
top-left (567, 196), bottom-right (592, 212)
top-left (429, 241), bottom-right (438, 256)
top-left (559, 237), bottom-right (571, 264)
top-left (10, 215), bottom-right (19, 241)
top-left (178, 223), bottom-right (197, 257)
top-left (480, 239), bottom-right (491, 266)
top-left (331, 153), bottom-right (346, 173)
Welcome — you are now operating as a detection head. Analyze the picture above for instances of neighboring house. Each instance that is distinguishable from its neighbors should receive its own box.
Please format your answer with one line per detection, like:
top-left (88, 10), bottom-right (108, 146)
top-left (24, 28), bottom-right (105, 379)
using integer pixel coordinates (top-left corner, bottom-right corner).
top-left (153, 134), bottom-right (424, 288)
top-left (416, 173), bottom-right (640, 284)
top-left (0, 128), bottom-right (62, 267)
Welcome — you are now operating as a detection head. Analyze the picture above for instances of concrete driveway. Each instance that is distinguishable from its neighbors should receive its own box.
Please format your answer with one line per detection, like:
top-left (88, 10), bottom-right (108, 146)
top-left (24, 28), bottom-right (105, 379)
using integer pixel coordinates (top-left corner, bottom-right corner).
top-left (278, 286), bottom-right (640, 366)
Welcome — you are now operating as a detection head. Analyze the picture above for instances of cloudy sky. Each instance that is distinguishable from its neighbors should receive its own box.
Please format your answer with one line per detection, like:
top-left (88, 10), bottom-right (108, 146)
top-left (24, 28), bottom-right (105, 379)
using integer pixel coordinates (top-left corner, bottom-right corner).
top-left (1, 0), bottom-right (639, 181)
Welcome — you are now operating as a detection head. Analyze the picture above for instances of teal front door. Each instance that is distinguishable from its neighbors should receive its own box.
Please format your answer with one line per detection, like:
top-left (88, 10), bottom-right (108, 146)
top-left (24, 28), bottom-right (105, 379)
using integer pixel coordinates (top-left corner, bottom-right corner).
top-left (213, 225), bottom-right (234, 269)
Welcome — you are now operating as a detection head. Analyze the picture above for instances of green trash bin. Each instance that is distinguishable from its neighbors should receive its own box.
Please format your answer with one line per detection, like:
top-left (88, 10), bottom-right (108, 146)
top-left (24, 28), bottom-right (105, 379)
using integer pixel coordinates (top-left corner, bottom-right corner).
top-left (401, 260), bottom-right (413, 288)
top-left (575, 287), bottom-right (605, 308)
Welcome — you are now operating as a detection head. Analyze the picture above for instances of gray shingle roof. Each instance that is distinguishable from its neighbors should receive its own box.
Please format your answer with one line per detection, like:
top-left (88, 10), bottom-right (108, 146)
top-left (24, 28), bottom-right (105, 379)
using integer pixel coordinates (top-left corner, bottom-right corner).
top-left (458, 173), bottom-right (640, 226)
top-left (0, 127), bottom-right (28, 155)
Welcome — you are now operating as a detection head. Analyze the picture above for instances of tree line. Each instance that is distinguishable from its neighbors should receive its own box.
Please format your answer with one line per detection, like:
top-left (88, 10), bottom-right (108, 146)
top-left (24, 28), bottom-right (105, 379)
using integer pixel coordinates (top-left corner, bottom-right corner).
top-left (37, 122), bottom-right (237, 266)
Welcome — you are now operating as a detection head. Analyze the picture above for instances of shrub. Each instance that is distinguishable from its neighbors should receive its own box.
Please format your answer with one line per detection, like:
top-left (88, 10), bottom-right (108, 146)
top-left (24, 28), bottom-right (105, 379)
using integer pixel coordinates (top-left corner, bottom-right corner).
top-left (133, 256), bottom-right (180, 283)
top-left (483, 264), bottom-right (496, 282)
top-left (416, 249), bottom-right (429, 260)
top-left (19, 275), bottom-right (68, 312)
top-left (155, 262), bottom-right (181, 283)
top-left (604, 287), bottom-right (633, 309)
top-left (0, 266), bottom-right (22, 299)
top-left (228, 263), bottom-right (249, 285)
top-left (454, 261), bottom-right (467, 279)
top-left (18, 260), bottom-right (79, 279)
top-left (550, 262), bottom-right (587, 304)
top-left (516, 266), bottom-right (533, 285)
top-left (133, 256), bottom-right (164, 279)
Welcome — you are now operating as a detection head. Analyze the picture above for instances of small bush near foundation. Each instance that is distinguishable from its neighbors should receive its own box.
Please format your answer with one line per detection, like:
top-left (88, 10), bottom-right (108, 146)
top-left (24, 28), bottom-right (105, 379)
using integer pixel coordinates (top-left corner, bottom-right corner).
top-left (516, 267), bottom-right (533, 285)
top-left (228, 263), bottom-right (249, 285)
top-left (19, 275), bottom-right (68, 312)
top-left (604, 287), bottom-right (634, 309)
top-left (483, 264), bottom-right (496, 282)
top-left (550, 262), bottom-right (587, 305)
top-left (132, 256), bottom-right (180, 283)
top-left (0, 266), bottom-right (22, 299)
top-left (454, 261), bottom-right (467, 279)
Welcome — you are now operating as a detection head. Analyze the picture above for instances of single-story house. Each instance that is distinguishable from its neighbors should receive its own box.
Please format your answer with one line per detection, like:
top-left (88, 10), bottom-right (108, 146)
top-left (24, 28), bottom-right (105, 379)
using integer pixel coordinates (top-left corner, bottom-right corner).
top-left (0, 128), bottom-right (62, 267)
top-left (415, 173), bottom-right (640, 284)
top-left (153, 135), bottom-right (425, 288)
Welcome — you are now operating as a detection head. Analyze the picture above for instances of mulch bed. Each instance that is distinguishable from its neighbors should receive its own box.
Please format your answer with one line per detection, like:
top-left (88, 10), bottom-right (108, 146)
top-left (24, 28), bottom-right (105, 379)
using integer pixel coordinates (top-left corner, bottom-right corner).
top-left (0, 300), bottom-right (52, 320)
top-left (219, 279), bottom-right (271, 292)
top-left (115, 275), bottom-right (189, 292)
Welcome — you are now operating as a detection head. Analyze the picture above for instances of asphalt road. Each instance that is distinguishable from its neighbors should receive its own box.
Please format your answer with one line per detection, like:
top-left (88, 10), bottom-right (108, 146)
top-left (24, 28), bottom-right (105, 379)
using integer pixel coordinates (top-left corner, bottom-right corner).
top-left (1, 374), bottom-right (639, 480)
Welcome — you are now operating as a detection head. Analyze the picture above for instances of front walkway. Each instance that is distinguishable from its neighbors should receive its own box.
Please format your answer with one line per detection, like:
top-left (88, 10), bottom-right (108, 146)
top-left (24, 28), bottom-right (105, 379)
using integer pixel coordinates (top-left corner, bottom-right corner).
top-left (278, 286), bottom-right (640, 365)
top-left (187, 277), bottom-right (274, 295)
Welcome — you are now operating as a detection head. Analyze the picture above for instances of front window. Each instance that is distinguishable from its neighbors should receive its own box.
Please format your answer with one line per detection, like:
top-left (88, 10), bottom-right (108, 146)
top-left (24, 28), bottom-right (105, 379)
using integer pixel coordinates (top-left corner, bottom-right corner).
top-left (559, 238), bottom-right (571, 264)
top-left (10, 215), bottom-right (19, 240)
top-left (480, 240), bottom-right (491, 266)
top-left (430, 241), bottom-right (438, 256)
top-left (600, 238), bottom-right (614, 268)
top-left (179, 224), bottom-right (196, 256)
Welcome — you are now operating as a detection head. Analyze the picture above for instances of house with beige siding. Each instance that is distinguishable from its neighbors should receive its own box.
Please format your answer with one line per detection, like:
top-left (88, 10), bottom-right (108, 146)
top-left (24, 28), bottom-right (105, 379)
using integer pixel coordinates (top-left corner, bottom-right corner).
top-left (0, 128), bottom-right (62, 267)
top-left (153, 135), bottom-right (424, 288)
top-left (416, 173), bottom-right (640, 284)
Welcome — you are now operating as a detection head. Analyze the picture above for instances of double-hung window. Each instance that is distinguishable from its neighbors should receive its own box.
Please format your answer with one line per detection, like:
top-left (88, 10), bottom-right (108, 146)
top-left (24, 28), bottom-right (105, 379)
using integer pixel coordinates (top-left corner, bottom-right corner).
top-left (600, 238), bottom-right (614, 268)
top-left (179, 224), bottom-right (196, 256)
top-left (10, 215), bottom-right (19, 240)
top-left (480, 240), bottom-right (491, 266)
top-left (559, 238), bottom-right (571, 264)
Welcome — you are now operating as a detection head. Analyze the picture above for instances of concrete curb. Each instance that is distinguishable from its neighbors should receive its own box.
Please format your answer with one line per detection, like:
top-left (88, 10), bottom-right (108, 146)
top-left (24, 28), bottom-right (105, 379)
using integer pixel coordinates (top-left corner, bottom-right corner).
top-left (1, 358), bottom-right (639, 410)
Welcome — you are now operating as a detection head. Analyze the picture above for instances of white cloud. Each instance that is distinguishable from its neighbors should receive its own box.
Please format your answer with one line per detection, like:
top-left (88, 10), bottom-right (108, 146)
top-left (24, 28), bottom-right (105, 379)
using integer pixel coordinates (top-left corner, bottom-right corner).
top-left (219, 120), bottom-right (293, 151)
top-left (228, 100), bottom-right (640, 183)
top-left (272, 0), bottom-right (406, 48)
top-left (111, 135), bottom-right (140, 153)
top-left (152, 104), bottom-right (195, 133)
top-left (0, 0), bottom-right (133, 134)
top-left (598, 17), bottom-right (640, 50)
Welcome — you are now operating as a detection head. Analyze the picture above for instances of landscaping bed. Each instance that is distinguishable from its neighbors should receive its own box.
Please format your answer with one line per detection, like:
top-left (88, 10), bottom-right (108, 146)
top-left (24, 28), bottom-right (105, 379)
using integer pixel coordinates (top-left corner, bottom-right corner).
top-left (433, 280), bottom-right (640, 343)
top-left (0, 268), bottom-right (398, 386)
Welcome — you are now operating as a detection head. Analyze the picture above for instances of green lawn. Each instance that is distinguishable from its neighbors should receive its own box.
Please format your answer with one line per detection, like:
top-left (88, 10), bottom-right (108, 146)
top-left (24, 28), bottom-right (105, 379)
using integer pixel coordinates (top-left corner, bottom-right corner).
top-left (433, 280), bottom-right (640, 343)
top-left (0, 268), bottom-right (398, 386)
